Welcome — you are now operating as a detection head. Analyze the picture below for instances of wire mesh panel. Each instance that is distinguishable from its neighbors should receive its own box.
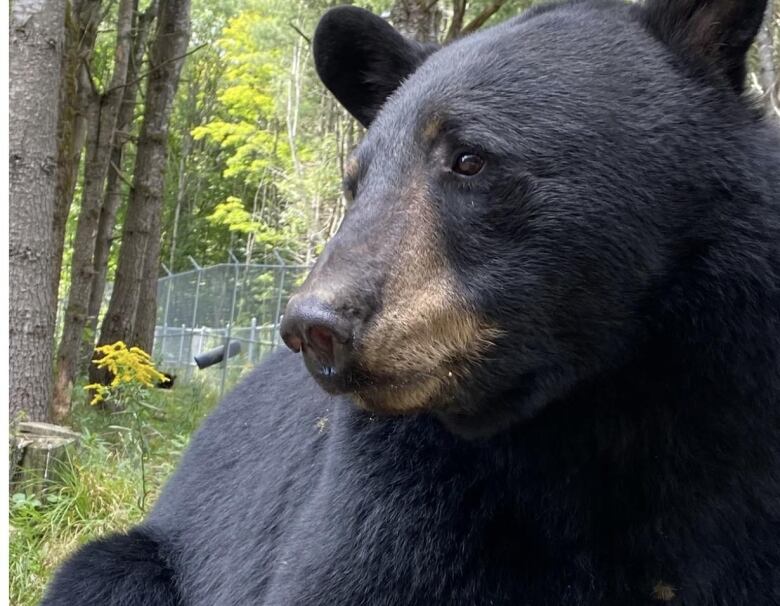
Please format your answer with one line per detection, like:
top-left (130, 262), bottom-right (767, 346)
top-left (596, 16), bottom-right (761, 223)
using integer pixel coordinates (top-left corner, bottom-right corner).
top-left (152, 259), bottom-right (310, 394)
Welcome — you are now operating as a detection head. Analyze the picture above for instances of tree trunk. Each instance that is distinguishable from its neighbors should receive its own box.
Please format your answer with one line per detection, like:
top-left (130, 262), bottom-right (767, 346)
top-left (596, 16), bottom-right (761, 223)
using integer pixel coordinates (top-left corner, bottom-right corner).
top-left (445, 0), bottom-right (467, 41)
top-left (95, 0), bottom-right (192, 368)
top-left (51, 0), bottom-right (102, 302)
top-left (133, 205), bottom-right (165, 353)
top-left (9, 0), bottom-right (67, 423)
top-left (81, 0), bottom-right (158, 374)
top-left (390, 0), bottom-right (510, 43)
top-left (390, 0), bottom-right (442, 42)
top-left (51, 0), bottom-right (136, 422)
top-left (756, 0), bottom-right (778, 116)
top-left (167, 153), bottom-right (185, 270)
top-left (166, 70), bottom-right (194, 272)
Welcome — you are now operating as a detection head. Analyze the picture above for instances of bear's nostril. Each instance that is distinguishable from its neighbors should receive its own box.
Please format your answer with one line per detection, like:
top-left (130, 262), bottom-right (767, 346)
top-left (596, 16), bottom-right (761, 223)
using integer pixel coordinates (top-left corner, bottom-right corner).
top-left (284, 332), bottom-right (303, 353)
top-left (279, 313), bottom-right (303, 353)
top-left (279, 295), bottom-right (356, 361)
top-left (308, 325), bottom-right (335, 361)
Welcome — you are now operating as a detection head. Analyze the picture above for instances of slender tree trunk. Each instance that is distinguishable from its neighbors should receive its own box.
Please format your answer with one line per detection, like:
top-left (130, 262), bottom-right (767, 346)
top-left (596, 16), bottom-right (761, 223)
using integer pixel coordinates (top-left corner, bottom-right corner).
top-left (52, 0), bottom-right (102, 301)
top-left (390, 0), bottom-right (442, 42)
top-left (756, 0), bottom-right (778, 116)
top-left (167, 108), bottom-right (191, 271)
top-left (329, 108), bottom-right (354, 238)
top-left (132, 205), bottom-right (165, 353)
top-left (287, 35), bottom-right (304, 177)
top-left (95, 0), bottom-right (192, 366)
top-left (162, 55), bottom-right (200, 273)
top-left (168, 155), bottom-right (185, 270)
top-left (445, 0), bottom-right (467, 41)
top-left (9, 0), bottom-right (67, 423)
top-left (51, 0), bottom-right (136, 422)
top-left (81, 0), bottom-right (158, 374)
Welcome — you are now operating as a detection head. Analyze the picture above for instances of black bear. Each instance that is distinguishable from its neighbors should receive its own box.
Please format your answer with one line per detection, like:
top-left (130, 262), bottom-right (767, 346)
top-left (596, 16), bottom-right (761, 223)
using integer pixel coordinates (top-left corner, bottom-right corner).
top-left (42, 1), bottom-right (780, 604)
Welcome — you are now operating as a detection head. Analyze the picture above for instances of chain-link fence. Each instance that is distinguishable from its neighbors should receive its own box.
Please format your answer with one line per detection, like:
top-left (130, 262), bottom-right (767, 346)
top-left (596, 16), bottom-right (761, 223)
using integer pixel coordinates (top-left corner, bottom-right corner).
top-left (152, 254), bottom-right (310, 394)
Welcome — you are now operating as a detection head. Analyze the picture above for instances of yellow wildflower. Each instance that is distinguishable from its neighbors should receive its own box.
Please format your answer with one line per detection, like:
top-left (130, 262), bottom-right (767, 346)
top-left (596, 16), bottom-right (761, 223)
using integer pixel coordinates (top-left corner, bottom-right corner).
top-left (83, 341), bottom-right (168, 403)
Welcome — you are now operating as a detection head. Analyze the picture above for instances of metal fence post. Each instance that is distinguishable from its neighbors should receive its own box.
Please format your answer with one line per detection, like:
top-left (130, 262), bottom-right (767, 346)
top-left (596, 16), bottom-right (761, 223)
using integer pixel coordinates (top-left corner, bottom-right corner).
top-left (272, 250), bottom-right (287, 348)
top-left (178, 324), bottom-right (186, 367)
top-left (186, 257), bottom-right (202, 377)
top-left (159, 264), bottom-right (174, 363)
top-left (220, 252), bottom-right (241, 396)
top-left (196, 326), bottom-right (205, 358)
top-left (248, 317), bottom-right (257, 363)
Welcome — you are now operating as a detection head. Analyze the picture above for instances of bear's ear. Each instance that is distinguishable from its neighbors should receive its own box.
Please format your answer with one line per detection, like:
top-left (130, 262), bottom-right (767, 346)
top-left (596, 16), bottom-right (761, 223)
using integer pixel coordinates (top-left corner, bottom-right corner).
top-left (313, 6), bottom-right (437, 127)
top-left (642, 0), bottom-right (768, 92)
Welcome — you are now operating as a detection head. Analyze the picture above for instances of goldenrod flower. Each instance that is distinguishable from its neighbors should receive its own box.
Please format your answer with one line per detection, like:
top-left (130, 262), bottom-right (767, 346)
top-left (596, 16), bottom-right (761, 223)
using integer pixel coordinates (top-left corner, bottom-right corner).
top-left (84, 342), bottom-right (167, 404)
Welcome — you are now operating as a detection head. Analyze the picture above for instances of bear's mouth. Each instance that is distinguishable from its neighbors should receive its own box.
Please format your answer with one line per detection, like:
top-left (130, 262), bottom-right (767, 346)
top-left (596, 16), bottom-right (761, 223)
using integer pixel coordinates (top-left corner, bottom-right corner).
top-left (301, 343), bottom-right (456, 415)
top-left (290, 296), bottom-right (497, 415)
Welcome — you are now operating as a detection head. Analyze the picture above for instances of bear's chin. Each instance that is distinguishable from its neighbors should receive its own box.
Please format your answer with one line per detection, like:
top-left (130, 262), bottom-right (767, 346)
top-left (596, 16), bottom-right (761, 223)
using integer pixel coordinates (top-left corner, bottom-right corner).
top-left (309, 361), bottom-right (456, 416)
top-left (347, 381), bottom-right (529, 439)
top-left (348, 380), bottom-right (445, 416)
top-left (319, 357), bottom-right (569, 438)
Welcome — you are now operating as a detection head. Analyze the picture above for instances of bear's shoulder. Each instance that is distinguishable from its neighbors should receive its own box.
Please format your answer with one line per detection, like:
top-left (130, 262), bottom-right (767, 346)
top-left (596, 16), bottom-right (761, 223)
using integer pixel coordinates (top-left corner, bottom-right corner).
top-left (148, 349), bottom-right (332, 531)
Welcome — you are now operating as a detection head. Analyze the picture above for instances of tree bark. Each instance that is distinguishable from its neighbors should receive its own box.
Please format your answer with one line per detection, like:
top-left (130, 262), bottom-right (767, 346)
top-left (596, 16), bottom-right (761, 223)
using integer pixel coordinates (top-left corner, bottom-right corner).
top-left (51, 0), bottom-right (136, 422)
top-left (445, 0), bottom-right (467, 41)
top-left (132, 203), bottom-right (165, 353)
top-left (390, 0), bottom-right (442, 43)
top-left (391, 0), bottom-right (510, 42)
top-left (81, 0), bottom-right (158, 374)
top-left (9, 0), bottom-right (67, 422)
top-left (95, 0), bottom-right (192, 367)
top-left (51, 0), bottom-right (102, 302)
top-left (756, 0), bottom-right (778, 116)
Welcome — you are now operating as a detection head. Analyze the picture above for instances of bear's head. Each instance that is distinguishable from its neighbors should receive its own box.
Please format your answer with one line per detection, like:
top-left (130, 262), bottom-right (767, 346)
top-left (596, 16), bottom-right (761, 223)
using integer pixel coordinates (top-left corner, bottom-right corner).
top-left (280, 0), bottom-right (772, 436)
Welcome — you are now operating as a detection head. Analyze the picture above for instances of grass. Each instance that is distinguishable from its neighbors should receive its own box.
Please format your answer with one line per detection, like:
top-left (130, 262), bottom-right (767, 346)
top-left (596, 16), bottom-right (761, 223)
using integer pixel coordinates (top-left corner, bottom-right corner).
top-left (9, 377), bottom-right (221, 606)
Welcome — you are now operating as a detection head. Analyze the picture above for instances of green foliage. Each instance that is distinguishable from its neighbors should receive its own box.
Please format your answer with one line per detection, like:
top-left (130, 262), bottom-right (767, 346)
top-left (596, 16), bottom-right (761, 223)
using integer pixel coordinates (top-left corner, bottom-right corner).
top-left (208, 196), bottom-right (257, 233)
top-left (161, 0), bottom-right (352, 269)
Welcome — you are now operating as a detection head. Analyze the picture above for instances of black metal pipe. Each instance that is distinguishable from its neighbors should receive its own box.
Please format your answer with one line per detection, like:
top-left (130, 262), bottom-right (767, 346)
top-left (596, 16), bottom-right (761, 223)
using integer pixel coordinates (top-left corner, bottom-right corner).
top-left (194, 341), bottom-right (241, 369)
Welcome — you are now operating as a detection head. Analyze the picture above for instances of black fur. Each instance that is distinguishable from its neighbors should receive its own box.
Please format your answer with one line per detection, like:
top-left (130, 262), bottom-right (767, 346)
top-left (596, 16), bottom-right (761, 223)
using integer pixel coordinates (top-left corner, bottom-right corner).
top-left (641, 0), bottom-right (769, 92)
top-left (313, 6), bottom-right (437, 126)
top-left (40, 528), bottom-right (181, 605)
top-left (43, 1), bottom-right (780, 604)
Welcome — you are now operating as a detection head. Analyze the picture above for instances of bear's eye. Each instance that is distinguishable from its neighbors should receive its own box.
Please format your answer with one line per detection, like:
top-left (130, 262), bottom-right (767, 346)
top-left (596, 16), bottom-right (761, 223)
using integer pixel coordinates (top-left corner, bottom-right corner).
top-left (452, 153), bottom-right (485, 177)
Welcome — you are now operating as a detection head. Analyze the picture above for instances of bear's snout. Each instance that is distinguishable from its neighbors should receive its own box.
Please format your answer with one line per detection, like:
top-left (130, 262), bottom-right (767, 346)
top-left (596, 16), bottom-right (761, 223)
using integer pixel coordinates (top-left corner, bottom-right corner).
top-left (280, 293), bottom-right (362, 394)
